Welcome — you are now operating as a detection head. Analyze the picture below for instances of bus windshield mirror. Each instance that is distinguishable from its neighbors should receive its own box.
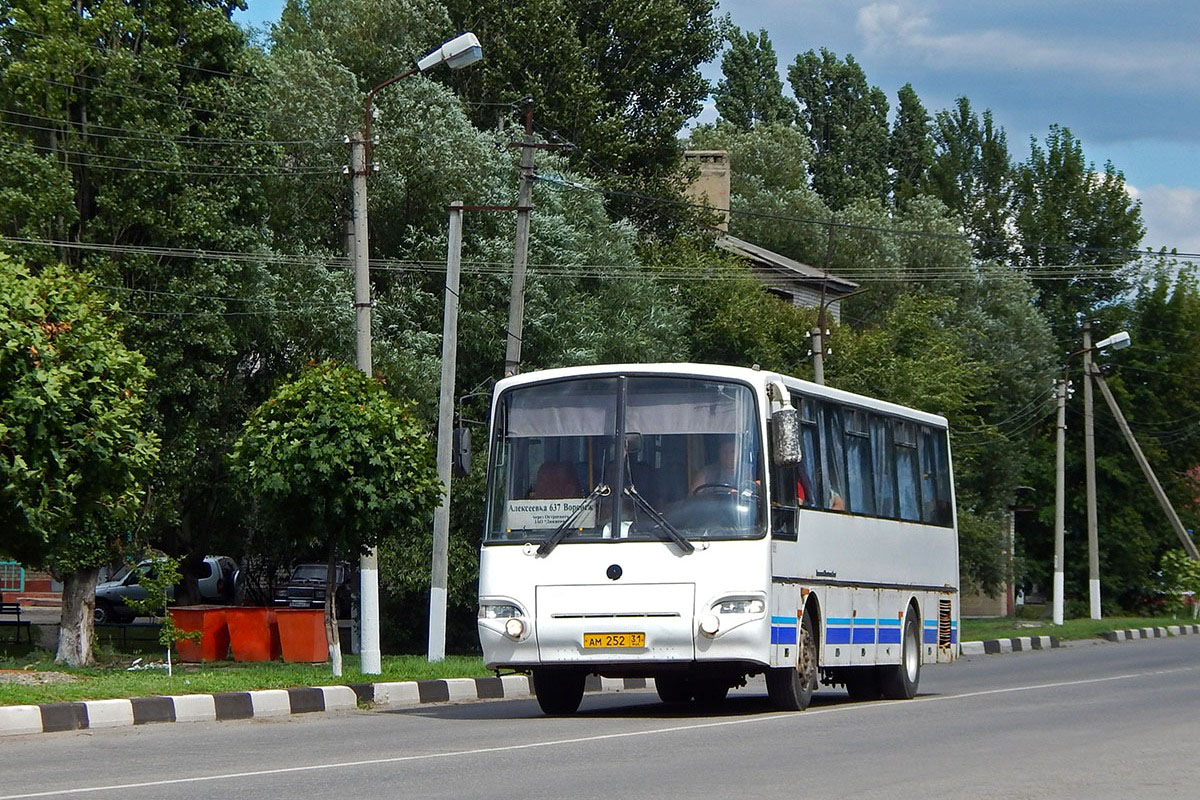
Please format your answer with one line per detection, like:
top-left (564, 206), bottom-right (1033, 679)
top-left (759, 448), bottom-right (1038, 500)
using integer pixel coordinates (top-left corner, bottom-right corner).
top-left (537, 483), bottom-right (611, 557)
top-left (624, 485), bottom-right (695, 554)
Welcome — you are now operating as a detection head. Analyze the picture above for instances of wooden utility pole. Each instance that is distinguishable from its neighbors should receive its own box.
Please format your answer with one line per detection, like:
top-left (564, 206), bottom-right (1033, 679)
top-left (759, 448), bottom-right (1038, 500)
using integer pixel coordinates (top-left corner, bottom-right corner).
top-left (1082, 321), bottom-right (1101, 619)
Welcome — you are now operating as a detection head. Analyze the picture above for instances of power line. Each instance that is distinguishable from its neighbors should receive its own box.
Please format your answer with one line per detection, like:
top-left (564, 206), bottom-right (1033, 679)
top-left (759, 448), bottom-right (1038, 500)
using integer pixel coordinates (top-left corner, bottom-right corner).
top-left (0, 114), bottom-right (339, 147)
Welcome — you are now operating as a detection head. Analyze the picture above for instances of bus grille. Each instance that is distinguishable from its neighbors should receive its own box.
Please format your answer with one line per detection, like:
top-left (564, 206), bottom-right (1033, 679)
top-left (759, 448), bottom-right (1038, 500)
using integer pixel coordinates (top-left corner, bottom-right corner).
top-left (550, 612), bottom-right (680, 619)
top-left (938, 599), bottom-right (953, 647)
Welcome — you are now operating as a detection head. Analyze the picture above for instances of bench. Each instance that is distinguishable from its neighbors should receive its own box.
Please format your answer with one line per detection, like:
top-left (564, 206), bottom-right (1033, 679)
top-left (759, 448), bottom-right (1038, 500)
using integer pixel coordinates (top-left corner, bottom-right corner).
top-left (0, 601), bottom-right (33, 644)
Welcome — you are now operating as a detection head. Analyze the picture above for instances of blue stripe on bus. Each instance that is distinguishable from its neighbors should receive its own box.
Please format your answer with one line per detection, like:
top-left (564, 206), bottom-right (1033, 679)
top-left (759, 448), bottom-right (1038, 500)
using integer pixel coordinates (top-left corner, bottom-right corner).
top-left (951, 630), bottom-right (958, 644)
top-left (826, 627), bottom-right (851, 644)
top-left (923, 629), bottom-right (937, 644)
top-left (924, 620), bottom-right (938, 627)
top-left (770, 616), bottom-right (797, 626)
top-left (771, 626), bottom-right (797, 645)
top-left (852, 628), bottom-right (875, 644)
top-left (827, 618), bottom-right (853, 626)
top-left (878, 628), bottom-right (901, 644)
top-left (854, 618), bottom-right (877, 626)
top-left (878, 618), bottom-right (901, 626)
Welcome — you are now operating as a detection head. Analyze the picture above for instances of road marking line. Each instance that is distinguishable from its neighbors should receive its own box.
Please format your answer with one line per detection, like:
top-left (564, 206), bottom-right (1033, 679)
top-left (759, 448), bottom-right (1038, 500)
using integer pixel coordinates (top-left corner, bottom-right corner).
top-left (4, 665), bottom-right (1196, 799)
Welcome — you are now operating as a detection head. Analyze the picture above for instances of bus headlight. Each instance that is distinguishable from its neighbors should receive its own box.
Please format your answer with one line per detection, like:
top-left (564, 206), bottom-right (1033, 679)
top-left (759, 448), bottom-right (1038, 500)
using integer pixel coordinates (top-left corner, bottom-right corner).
top-left (479, 604), bottom-right (522, 619)
top-left (714, 598), bottom-right (765, 615)
top-left (699, 614), bottom-right (721, 637)
top-left (504, 618), bottom-right (526, 638)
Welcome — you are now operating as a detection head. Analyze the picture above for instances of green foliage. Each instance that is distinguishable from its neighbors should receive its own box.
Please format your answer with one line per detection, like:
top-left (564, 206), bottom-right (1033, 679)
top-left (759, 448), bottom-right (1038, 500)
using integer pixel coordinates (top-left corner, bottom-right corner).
top-left (229, 362), bottom-right (442, 562)
top-left (713, 27), bottom-right (796, 130)
top-left (1159, 550), bottom-right (1200, 615)
top-left (122, 556), bottom-right (202, 649)
top-left (0, 258), bottom-right (159, 574)
top-left (788, 49), bottom-right (890, 209)
top-left (889, 84), bottom-right (933, 208)
top-left (956, 508), bottom-right (1009, 598)
top-left (1014, 125), bottom-right (1145, 337)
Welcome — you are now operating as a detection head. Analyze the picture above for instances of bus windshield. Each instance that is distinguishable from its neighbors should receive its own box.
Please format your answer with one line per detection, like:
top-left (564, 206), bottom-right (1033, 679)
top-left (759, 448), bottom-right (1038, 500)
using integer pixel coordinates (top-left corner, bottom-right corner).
top-left (485, 375), bottom-right (764, 544)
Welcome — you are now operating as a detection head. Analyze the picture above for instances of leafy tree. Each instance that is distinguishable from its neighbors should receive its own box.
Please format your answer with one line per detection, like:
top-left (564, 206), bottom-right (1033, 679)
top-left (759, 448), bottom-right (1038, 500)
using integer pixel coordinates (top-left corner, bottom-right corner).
top-left (787, 49), bottom-right (889, 209)
top-left (0, 259), bottom-right (159, 666)
top-left (928, 97), bottom-right (1015, 261)
top-left (889, 84), bottom-right (933, 208)
top-left (122, 555), bottom-right (200, 676)
top-left (713, 27), bottom-right (796, 131)
top-left (229, 362), bottom-right (441, 675)
top-left (1013, 125), bottom-right (1144, 337)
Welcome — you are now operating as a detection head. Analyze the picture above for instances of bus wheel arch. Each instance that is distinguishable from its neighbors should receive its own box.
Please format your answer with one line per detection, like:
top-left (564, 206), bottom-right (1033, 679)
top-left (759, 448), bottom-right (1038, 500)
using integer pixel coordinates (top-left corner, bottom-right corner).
top-left (767, 605), bottom-right (818, 711)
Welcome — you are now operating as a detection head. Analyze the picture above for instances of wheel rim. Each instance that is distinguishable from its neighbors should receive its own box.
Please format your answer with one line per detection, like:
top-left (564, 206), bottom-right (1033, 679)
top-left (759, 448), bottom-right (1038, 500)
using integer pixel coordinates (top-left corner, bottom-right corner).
top-left (798, 619), bottom-right (817, 687)
top-left (904, 618), bottom-right (919, 682)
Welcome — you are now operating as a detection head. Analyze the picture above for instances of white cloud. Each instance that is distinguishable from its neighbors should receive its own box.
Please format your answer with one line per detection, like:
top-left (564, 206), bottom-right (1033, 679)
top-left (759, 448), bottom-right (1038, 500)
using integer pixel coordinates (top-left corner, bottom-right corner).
top-left (855, 2), bottom-right (1200, 93)
top-left (1128, 183), bottom-right (1200, 255)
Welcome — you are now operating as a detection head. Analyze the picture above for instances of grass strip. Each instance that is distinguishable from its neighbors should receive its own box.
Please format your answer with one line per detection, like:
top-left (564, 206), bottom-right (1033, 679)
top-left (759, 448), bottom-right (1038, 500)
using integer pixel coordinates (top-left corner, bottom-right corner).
top-left (960, 615), bottom-right (1196, 643)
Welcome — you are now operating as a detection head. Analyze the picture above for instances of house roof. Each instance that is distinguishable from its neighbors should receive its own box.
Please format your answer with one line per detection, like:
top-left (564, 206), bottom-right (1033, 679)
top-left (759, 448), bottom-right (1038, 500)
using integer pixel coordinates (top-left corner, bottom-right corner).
top-left (716, 234), bottom-right (859, 295)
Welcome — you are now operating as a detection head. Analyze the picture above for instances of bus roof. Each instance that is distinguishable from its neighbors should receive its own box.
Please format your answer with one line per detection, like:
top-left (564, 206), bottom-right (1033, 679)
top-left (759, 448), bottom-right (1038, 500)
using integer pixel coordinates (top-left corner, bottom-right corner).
top-left (494, 363), bottom-right (949, 429)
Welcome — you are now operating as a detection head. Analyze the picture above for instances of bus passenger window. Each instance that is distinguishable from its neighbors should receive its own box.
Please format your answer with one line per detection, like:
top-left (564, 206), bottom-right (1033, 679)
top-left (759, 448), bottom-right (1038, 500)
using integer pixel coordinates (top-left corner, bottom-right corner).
top-left (821, 404), bottom-right (846, 511)
top-left (871, 415), bottom-right (897, 518)
top-left (895, 421), bottom-right (921, 521)
top-left (845, 410), bottom-right (874, 515)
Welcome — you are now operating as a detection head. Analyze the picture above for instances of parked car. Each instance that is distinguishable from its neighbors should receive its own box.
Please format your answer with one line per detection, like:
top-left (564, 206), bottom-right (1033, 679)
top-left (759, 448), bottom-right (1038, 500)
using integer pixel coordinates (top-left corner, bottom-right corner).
top-left (94, 556), bottom-right (239, 624)
top-left (274, 562), bottom-right (353, 619)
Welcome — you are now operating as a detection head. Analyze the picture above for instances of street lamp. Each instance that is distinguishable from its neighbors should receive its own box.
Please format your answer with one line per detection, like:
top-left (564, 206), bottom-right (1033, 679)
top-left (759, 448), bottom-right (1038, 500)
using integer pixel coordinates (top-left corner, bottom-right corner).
top-left (350, 32), bottom-right (483, 676)
top-left (1052, 324), bottom-right (1130, 625)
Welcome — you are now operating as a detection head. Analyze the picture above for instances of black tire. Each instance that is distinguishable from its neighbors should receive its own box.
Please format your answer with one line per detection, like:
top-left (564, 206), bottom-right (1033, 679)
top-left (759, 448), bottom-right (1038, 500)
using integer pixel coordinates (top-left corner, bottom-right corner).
top-left (766, 612), bottom-right (817, 711)
top-left (655, 674), bottom-right (693, 704)
top-left (532, 668), bottom-right (586, 715)
top-left (880, 609), bottom-right (921, 700)
top-left (94, 600), bottom-right (113, 625)
top-left (843, 667), bottom-right (882, 701)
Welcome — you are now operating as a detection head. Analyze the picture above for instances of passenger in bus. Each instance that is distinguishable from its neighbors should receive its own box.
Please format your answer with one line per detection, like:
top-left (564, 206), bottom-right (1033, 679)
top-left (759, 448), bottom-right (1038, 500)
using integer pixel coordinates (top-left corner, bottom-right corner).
top-left (529, 461), bottom-right (581, 499)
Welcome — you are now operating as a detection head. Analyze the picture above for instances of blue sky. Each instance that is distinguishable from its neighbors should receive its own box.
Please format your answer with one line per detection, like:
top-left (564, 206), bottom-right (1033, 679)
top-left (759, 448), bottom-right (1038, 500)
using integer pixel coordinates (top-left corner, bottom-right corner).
top-left (235, 0), bottom-right (1200, 254)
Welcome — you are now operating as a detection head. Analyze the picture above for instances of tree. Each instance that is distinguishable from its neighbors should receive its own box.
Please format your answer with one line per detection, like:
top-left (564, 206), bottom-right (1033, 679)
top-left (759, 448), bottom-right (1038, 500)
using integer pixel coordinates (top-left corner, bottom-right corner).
top-left (229, 362), bottom-right (441, 675)
top-left (928, 97), bottom-right (1015, 261)
top-left (713, 28), bottom-right (796, 131)
top-left (788, 49), bottom-right (890, 209)
top-left (1013, 125), bottom-right (1145, 338)
top-left (888, 84), bottom-right (933, 208)
top-left (0, 259), bottom-right (159, 666)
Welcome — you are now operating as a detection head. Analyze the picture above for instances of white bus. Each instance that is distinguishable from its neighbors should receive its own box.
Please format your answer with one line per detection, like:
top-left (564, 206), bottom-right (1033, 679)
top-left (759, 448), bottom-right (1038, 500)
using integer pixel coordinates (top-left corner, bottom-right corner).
top-left (477, 363), bottom-right (959, 714)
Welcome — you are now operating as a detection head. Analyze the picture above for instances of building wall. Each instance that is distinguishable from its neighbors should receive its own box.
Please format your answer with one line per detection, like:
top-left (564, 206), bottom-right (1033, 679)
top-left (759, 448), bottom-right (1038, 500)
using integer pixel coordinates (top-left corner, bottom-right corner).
top-left (683, 150), bottom-right (730, 231)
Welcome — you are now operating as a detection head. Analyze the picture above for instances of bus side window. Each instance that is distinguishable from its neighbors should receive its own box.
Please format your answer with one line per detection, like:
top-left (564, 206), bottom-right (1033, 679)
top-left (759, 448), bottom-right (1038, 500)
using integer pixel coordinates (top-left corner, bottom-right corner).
top-left (821, 403), bottom-right (846, 511)
top-left (871, 415), bottom-right (897, 518)
top-left (770, 461), bottom-right (798, 539)
top-left (845, 409), bottom-right (875, 515)
top-left (895, 421), bottom-right (921, 521)
top-left (796, 395), bottom-right (821, 508)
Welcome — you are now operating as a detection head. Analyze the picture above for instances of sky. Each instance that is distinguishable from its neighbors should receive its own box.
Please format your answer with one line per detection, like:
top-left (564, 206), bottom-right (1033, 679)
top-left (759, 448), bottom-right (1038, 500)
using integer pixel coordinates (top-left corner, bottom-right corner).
top-left (235, 0), bottom-right (1200, 255)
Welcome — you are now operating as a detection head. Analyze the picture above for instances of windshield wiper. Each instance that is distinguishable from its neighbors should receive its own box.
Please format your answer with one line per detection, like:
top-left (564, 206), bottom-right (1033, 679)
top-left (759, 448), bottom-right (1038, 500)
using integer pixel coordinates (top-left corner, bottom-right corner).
top-left (625, 485), bottom-right (694, 554)
top-left (537, 483), bottom-right (611, 557)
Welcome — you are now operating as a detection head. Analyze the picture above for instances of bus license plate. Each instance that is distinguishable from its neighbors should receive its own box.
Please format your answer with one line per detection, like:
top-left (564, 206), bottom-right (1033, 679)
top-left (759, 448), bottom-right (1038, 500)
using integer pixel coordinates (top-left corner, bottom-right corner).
top-left (583, 632), bottom-right (645, 649)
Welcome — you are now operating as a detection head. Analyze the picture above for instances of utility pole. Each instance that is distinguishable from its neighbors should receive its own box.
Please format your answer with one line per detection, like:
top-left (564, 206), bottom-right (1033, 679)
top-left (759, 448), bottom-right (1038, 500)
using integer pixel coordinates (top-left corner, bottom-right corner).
top-left (1093, 371), bottom-right (1200, 560)
top-left (504, 102), bottom-right (535, 378)
top-left (810, 214), bottom-right (837, 385)
top-left (349, 129), bottom-right (382, 674)
top-left (1053, 376), bottom-right (1067, 626)
top-left (428, 202), bottom-right (464, 662)
top-left (1082, 321), bottom-right (1101, 619)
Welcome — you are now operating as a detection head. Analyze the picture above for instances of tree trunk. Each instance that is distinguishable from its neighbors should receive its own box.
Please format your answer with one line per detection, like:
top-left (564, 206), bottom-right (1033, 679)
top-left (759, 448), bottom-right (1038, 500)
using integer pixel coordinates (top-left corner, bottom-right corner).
top-left (325, 548), bottom-right (342, 677)
top-left (57, 567), bottom-right (99, 667)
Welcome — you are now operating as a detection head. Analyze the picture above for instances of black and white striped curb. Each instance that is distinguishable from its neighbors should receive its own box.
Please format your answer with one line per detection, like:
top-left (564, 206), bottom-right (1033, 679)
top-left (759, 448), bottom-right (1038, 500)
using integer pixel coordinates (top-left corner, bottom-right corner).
top-left (0, 674), bottom-right (656, 737)
top-left (959, 636), bottom-right (1059, 656)
top-left (1101, 623), bottom-right (1200, 642)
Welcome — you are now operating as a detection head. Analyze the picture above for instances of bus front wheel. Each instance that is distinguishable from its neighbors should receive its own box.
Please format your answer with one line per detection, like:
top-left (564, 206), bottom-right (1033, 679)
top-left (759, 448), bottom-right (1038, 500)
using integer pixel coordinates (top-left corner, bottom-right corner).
top-left (766, 613), bottom-right (817, 711)
top-left (532, 668), bottom-right (586, 715)
top-left (880, 611), bottom-right (921, 700)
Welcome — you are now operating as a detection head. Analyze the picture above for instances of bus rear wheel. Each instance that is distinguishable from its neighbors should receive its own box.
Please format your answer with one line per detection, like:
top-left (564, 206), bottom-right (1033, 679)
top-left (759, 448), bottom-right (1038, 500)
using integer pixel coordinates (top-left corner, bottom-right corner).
top-left (843, 667), bottom-right (882, 701)
top-left (655, 674), bottom-right (692, 704)
top-left (691, 678), bottom-right (729, 707)
top-left (766, 613), bottom-right (817, 711)
top-left (880, 611), bottom-right (921, 700)
top-left (532, 668), bottom-right (586, 715)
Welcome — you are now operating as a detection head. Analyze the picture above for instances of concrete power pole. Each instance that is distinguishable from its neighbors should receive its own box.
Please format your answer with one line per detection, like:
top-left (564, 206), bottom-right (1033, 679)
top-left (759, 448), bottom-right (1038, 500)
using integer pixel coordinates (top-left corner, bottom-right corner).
top-left (504, 104), bottom-right (535, 378)
top-left (1093, 371), bottom-right (1200, 560)
top-left (1082, 321), bottom-right (1101, 620)
top-left (349, 129), bottom-right (382, 674)
top-left (1053, 377), bottom-right (1067, 626)
top-left (428, 202), bottom-right (464, 662)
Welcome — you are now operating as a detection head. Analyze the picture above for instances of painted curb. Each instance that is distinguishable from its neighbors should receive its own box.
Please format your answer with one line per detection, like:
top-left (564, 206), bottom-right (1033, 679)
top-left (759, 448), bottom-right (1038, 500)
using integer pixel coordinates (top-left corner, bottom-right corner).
top-left (959, 635), bottom-right (1059, 656)
top-left (1101, 623), bottom-right (1200, 642)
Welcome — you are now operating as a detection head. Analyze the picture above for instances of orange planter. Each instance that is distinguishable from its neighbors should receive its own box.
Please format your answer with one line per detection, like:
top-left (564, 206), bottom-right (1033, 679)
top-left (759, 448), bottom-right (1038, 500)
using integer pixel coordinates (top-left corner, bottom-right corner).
top-left (170, 606), bottom-right (230, 662)
top-left (274, 609), bottom-right (328, 663)
top-left (225, 607), bottom-right (281, 662)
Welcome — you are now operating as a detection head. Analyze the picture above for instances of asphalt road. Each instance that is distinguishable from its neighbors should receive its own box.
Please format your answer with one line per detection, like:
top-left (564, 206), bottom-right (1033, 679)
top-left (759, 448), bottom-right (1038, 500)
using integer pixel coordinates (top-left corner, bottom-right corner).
top-left (4, 636), bottom-right (1199, 800)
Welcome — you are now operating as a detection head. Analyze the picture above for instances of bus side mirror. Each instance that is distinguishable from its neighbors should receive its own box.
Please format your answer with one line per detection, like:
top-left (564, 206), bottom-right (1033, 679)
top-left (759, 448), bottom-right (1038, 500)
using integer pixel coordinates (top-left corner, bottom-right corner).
top-left (771, 408), bottom-right (803, 466)
top-left (452, 427), bottom-right (471, 477)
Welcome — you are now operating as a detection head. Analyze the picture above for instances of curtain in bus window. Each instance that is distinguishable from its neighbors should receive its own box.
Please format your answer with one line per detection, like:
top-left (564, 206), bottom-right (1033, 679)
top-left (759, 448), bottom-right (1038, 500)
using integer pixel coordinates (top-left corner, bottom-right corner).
top-left (845, 410), bottom-right (875, 515)
top-left (800, 421), bottom-right (821, 508)
top-left (925, 428), bottom-right (953, 526)
top-left (821, 404), bottom-right (846, 511)
top-left (895, 421), bottom-right (921, 521)
top-left (919, 428), bottom-right (939, 524)
top-left (506, 379), bottom-right (616, 436)
top-left (870, 415), bottom-right (896, 518)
